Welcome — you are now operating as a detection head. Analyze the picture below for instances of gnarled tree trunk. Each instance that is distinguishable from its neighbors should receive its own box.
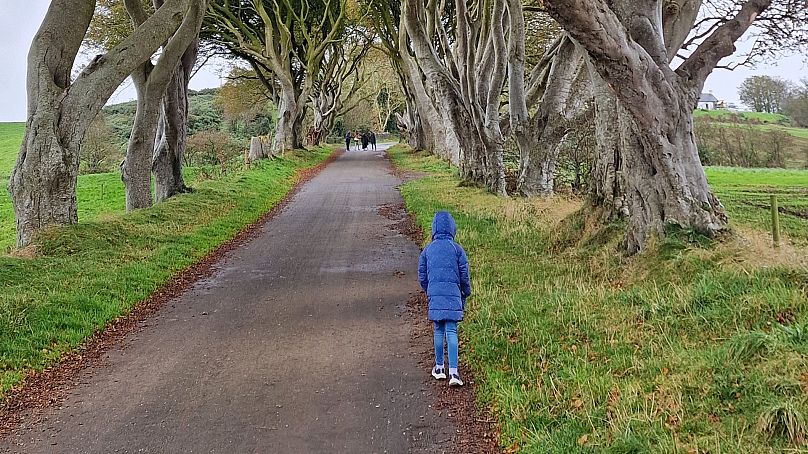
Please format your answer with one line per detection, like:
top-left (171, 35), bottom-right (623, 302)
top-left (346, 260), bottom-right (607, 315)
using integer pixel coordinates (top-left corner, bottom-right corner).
top-left (399, 41), bottom-right (460, 163)
top-left (542, 0), bottom-right (768, 252)
top-left (587, 0), bottom-right (703, 224)
top-left (513, 34), bottom-right (589, 196)
top-left (401, 0), bottom-right (506, 194)
top-left (273, 83), bottom-right (306, 153)
top-left (248, 136), bottom-right (272, 161)
top-left (122, 0), bottom-right (206, 211)
top-left (122, 63), bottom-right (160, 210)
top-left (8, 0), bottom-right (191, 247)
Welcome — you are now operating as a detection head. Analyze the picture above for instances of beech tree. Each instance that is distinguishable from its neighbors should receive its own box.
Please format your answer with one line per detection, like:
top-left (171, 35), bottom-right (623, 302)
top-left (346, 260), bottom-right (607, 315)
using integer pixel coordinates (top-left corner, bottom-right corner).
top-left (85, 0), bottom-right (207, 208)
top-left (307, 25), bottom-right (373, 145)
top-left (8, 0), bottom-right (196, 247)
top-left (508, 29), bottom-right (592, 196)
top-left (366, 0), bottom-right (438, 154)
top-left (543, 0), bottom-right (807, 252)
top-left (400, 0), bottom-right (513, 194)
top-left (122, 0), bottom-right (208, 210)
top-left (205, 0), bottom-right (349, 155)
top-left (739, 75), bottom-right (791, 113)
top-left (372, 0), bottom-right (569, 193)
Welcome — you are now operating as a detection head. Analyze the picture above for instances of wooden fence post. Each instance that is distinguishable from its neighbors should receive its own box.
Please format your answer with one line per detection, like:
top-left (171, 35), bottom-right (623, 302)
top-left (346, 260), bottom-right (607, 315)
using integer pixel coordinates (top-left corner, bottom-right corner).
top-left (771, 194), bottom-right (780, 248)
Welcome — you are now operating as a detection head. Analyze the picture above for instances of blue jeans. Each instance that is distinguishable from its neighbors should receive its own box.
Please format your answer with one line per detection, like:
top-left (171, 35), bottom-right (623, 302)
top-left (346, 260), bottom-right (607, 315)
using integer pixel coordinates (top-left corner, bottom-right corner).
top-left (434, 320), bottom-right (458, 369)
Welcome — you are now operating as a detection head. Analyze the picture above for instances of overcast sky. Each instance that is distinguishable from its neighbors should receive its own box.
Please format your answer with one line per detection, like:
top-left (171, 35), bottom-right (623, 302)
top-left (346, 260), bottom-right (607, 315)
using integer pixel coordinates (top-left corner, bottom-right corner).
top-left (0, 1), bottom-right (805, 122)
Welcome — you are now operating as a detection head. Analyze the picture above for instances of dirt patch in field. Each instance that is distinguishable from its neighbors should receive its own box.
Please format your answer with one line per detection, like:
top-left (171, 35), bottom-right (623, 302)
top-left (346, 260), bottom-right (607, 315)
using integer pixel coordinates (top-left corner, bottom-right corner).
top-left (728, 226), bottom-right (808, 270)
top-left (0, 149), bottom-right (344, 439)
top-left (740, 200), bottom-right (808, 220)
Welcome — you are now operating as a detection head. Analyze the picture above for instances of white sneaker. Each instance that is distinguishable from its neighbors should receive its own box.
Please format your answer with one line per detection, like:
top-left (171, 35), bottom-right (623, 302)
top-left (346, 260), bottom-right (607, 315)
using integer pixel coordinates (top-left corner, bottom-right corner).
top-left (449, 374), bottom-right (464, 387)
top-left (431, 366), bottom-right (446, 380)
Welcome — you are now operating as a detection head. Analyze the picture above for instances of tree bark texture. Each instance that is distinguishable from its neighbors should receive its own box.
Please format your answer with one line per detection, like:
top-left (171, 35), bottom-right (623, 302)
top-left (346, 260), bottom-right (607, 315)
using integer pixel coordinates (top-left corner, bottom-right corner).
top-left (8, 0), bottom-right (191, 247)
top-left (122, 65), bottom-right (161, 211)
top-left (587, 0), bottom-right (704, 226)
top-left (543, 0), bottom-right (770, 251)
top-left (401, 0), bottom-right (506, 194)
top-left (588, 69), bottom-right (629, 222)
top-left (273, 83), bottom-right (306, 153)
top-left (122, 0), bottom-right (206, 211)
top-left (399, 42), bottom-right (460, 164)
top-left (153, 39), bottom-right (199, 202)
top-left (513, 34), bottom-right (590, 196)
top-left (248, 136), bottom-right (273, 161)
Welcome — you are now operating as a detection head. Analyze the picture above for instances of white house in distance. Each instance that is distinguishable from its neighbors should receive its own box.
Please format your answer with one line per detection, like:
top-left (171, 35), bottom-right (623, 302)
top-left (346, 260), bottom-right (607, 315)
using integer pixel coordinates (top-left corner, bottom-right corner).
top-left (698, 92), bottom-right (719, 110)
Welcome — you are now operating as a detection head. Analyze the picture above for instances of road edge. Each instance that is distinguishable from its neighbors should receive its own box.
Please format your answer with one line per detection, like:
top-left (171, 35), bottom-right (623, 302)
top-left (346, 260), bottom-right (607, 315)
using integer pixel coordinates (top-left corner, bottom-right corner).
top-left (0, 149), bottom-right (345, 439)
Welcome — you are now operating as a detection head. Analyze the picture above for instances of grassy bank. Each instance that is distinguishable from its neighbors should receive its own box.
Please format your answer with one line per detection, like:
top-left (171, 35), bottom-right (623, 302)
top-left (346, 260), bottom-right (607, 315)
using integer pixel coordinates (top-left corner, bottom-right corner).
top-left (1, 173), bottom-right (127, 252)
top-left (389, 145), bottom-right (808, 452)
top-left (0, 147), bottom-right (332, 395)
top-left (693, 110), bottom-right (792, 126)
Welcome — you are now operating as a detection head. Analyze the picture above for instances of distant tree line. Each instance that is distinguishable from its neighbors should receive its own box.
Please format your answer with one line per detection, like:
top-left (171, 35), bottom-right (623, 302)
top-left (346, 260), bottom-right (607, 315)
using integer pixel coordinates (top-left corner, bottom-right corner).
top-left (695, 122), bottom-right (794, 168)
top-left (739, 75), bottom-right (808, 128)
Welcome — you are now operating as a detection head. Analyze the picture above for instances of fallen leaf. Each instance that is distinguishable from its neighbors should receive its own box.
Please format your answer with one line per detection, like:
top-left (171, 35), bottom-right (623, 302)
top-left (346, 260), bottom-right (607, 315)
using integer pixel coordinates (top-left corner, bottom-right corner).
top-left (577, 434), bottom-right (589, 445)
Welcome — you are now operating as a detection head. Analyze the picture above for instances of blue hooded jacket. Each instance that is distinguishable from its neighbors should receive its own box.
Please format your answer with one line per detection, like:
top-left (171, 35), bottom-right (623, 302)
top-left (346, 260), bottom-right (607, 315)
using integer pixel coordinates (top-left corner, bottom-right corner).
top-left (418, 211), bottom-right (471, 321)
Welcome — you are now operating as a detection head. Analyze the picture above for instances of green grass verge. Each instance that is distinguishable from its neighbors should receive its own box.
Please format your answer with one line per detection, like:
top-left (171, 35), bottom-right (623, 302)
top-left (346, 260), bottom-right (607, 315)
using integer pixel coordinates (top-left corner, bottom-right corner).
top-left (389, 145), bottom-right (808, 452)
top-left (0, 147), bottom-right (332, 395)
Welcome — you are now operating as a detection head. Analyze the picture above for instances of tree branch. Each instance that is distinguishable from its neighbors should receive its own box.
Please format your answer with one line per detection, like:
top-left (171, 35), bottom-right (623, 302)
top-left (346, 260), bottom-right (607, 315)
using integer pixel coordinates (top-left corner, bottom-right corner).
top-left (67, 0), bottom-right (192, 126)
top-left (544, 0), bottom-right (677, 131)
top-left (676, 0), bottom-right (772, 97)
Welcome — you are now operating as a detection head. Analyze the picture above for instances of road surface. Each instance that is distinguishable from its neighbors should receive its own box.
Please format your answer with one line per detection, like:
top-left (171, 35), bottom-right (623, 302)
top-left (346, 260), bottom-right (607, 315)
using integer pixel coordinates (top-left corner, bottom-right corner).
top-left (1, 144), bottom-right (457, 453)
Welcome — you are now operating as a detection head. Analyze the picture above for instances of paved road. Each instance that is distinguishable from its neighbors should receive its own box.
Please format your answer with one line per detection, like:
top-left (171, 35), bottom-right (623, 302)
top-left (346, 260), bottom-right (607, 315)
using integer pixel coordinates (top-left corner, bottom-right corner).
top-left (2, 145), bottom-right (456, 453)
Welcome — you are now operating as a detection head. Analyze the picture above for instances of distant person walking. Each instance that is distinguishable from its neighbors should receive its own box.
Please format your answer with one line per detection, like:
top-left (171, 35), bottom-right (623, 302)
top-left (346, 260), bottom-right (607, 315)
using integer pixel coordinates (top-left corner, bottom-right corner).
top-left (418, 211), bottom-right (471, 387)
top-left (353, 132), bottom-right (361, 149)
top-left (361, 131), bottom-right (369, 150)
top-left (369, 131), bottom-right (377, 151)
top-left (345, 131), bottom-right (352, 151)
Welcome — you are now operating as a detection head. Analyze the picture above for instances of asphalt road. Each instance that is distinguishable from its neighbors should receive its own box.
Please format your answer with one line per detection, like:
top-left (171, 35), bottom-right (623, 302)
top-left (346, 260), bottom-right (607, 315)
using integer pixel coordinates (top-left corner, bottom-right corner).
top-left (1, 144), bottom-right (456, 453)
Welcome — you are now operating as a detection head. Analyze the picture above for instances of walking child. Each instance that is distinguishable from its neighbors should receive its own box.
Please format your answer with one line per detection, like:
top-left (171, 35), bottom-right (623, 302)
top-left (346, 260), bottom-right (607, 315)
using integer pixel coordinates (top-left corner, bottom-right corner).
top-left (418, 211), bottom-right (471, 386)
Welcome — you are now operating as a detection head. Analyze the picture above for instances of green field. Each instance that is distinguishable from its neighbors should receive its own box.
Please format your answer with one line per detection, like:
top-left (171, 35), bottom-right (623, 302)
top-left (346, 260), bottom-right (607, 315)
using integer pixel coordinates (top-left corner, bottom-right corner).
top-left (694, 109), bottom-right (792, 125)
top-left (706, 167), bottom-right (808, 244)
top-left (0, 122), bottom-right (23, 179)
top-left (390, 145), bottom-right (808, 452)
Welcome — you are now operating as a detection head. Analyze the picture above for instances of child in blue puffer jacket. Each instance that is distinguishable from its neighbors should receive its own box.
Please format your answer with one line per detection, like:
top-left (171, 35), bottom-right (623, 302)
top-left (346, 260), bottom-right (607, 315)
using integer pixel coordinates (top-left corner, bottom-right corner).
top-left (418, 211), bottom-right (471, 387)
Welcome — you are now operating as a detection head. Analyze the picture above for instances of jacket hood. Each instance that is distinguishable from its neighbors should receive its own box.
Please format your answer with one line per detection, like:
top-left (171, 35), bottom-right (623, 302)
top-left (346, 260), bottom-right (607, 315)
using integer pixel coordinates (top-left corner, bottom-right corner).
top-left (431, 211), bottom-right (456, 240)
